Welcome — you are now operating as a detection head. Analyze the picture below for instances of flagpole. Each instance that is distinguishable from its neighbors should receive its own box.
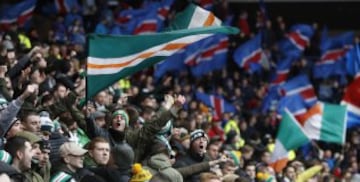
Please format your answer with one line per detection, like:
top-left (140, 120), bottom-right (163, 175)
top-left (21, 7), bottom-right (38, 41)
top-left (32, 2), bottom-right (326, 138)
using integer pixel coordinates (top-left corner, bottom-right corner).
top-left (85, 34), bottom-right (90, 116)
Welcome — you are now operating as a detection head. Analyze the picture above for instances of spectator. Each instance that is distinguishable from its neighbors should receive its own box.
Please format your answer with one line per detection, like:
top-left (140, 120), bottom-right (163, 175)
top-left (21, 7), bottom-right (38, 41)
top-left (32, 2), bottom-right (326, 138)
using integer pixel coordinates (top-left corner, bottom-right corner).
top-left (50, 142), bottom-right (88, 181)
top-left (84, 137), bottom-right (110, 168)
top-left (174, 129), bottom-right (211, 181)
top-left (15, 131), bottom-right (44, 182)
top-left (4, 136), bottom-right (33, 176)
top-left (20, 112), bottom-right (41, 135)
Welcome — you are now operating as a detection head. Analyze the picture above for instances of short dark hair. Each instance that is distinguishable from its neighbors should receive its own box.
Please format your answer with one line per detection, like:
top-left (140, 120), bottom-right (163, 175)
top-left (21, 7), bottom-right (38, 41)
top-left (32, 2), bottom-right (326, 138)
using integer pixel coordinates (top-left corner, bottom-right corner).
top-left (4, 136), bottom-right (29, 158)
top-left (87, 137), bottom-right (109, 150)
top-left (20, 111), bottom-right (39, 123)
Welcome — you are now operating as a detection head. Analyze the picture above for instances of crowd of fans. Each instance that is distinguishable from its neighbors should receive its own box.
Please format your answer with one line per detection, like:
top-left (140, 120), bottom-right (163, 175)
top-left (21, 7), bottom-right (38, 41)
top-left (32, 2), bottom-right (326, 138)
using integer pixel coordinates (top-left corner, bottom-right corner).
top-left (0, 0), bottom-right (359, 182)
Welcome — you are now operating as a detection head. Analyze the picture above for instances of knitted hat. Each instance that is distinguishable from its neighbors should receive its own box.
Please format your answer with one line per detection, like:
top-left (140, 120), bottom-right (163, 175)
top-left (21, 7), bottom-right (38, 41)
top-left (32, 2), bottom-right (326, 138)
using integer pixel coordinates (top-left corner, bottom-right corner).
top-left (112, 110), bottom-right (129, 126)
top-left (190, 129), bottom-right (209, 143)
top-left (112, 142), bottom-right (134, 171)
top-left (0, 150), bottom-right (12, 164)
top-left (16, 131), bottom-right (41, 144)
top-left (0, 117), bottom-right (20, 138)
top-left (39, 111), bottom-right (54, 134)
top-left (131, 163), bottom-right (152, 182)
top-left (227, 150), bottom-right (241, 166)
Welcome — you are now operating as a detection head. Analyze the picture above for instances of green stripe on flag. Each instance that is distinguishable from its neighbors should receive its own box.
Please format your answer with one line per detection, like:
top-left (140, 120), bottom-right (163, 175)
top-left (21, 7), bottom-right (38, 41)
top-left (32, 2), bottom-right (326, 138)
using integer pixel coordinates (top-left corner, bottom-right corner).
top-left (86, 26), bottom-right (238, 99)
top-left (166, 4), bottom-right (197, 30)
top-left (320, 103), bottom-right (347, 144)
top-left (87, 56), bottom-right (164, 99)
top-left (278, 109), bottom-right (309, 150)
top-left (88, 26), bottom-right (238, 58)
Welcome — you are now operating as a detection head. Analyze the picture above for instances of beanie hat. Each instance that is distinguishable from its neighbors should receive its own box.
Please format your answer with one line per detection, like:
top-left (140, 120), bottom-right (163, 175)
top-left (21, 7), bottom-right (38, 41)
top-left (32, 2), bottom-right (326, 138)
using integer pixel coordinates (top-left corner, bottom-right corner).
top-left (113, 110), bottom-right (129, 126)
top-left (16, 131), bottom-right (41, 144)
top-left (0, 117), bottom-right (20, 138)
top-left (227, 150), bottom-right (241, 166)
top-left (39, 111), bottom-right (54, 134)
top-left (0, 150), bottom-right (12, 164)
top-left (112, 142), bottom-right (134, 171)
top-left (190, 129), bottom-right (208, 143)
top-left (131, 163), bottom-right (152, 182)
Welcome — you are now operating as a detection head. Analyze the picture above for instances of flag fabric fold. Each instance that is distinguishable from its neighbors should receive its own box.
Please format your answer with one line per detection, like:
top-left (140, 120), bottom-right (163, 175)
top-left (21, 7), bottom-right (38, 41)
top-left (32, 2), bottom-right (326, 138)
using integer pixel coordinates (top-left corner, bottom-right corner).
top-left (195, 92), bottom-right (236, 118)
top-left (296, 102), bottom-right (347, 144)
top-left (167, 3), bottom-right (221, 31)
top-left (270, 109), bottom-right (309, 173)
top-left (86, 26), bottom-right (238, 99)
top-left (233, 33), bottom-right (267, 72)
top-left (341, 77), bottom-right (360, 128)
top-left (0, 0), bottom-right (37, 28)
top-left (279, 74), bottom-right (317, 104)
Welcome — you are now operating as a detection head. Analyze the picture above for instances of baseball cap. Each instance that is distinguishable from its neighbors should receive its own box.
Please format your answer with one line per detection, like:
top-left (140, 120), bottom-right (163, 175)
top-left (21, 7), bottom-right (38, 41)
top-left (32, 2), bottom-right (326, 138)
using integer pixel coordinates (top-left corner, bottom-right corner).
top-left (16, 131), bottom-right (41, 144)
top-left (59, 142), bottom-right (87, 157)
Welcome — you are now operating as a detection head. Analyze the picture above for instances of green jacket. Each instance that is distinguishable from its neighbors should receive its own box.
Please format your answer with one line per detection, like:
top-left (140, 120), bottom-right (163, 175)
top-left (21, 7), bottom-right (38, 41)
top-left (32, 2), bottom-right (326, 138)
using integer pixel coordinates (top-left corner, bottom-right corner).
top-left (38, 161), bottom-right (51, 182)
top-left (84, 153), bottom-right (98, 169)
top-left (143, 153), bottom-right (183, 182)
top-left (126, 107), bottom-right (179, 163)
top-left (24, 169), bottom-right (44, 182)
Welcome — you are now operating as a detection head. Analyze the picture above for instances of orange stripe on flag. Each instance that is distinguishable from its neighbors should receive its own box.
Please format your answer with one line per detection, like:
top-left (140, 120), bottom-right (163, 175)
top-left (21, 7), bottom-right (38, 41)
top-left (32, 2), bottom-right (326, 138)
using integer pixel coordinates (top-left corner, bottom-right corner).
top-left (162, 43), bottom-right (187, 50)
top-left (297, 103), bottom-right (322, 126)
top-left (88, 52), bottom-right (155, 69)
top-left (203, 14), bottom-right (215, 26)
top-left (87, 43), bottom-right (190, 69)
top-left (270, 158), bottom-right (288, 173)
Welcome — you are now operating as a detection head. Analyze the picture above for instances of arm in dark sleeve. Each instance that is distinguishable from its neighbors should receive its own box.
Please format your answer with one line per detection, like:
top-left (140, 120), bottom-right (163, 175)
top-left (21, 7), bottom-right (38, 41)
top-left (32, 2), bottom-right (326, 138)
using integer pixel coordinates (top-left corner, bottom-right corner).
top-left (8, 54), bottom-right (31, 79)
top-left (176, 162), bottom-right (211, 178)
top-left (86, 116), bottom-right (109, 140)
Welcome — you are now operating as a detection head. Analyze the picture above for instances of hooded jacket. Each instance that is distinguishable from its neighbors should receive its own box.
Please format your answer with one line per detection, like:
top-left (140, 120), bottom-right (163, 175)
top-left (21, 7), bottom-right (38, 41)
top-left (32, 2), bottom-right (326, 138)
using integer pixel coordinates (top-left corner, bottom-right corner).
top-left (143, 153), bottom-right (183, 182)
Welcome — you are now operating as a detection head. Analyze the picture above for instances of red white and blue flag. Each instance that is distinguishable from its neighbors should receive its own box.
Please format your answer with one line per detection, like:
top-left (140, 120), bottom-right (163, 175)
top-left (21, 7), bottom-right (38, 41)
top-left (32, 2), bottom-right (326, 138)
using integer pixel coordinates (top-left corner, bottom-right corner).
top-left (313, 31), bottom-right (354, 78)
top-left (233, 33), bottom-right (267, 72)
top-left (279, 74), bottom-right (317, 104)
top-left (55, 0), bottom-right (79, 14)
top-left (0, 0), bottom-right (37, 29)
top-left (341, 77), bottom-right (360, 128)
top-left (196, 92), bottom-right (236, 118)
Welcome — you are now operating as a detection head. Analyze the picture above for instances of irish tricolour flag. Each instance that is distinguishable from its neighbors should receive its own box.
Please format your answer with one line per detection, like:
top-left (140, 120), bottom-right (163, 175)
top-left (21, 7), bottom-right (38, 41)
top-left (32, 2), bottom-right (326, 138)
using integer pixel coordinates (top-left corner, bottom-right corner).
top-left (296, 102), bottom-right (347, 144)
top-left (86, 26), bottom-right (238, 98)
top-left (167, 3), bottom-right (222, 30)
top-left (270, 109), bottom-right (309, 173)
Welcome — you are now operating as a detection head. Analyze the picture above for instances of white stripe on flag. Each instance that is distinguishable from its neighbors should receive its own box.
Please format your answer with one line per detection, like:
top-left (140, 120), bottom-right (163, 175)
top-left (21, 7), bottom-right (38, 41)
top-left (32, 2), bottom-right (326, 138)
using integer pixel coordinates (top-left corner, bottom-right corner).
top-left (188, 6), bottom-right (221, 28)
top-left (88, 34), bottom-right (213, 75)
top-left (303, 103), bottom-right (323, 140)
top-left (270, 139), bottom-right (288, 163)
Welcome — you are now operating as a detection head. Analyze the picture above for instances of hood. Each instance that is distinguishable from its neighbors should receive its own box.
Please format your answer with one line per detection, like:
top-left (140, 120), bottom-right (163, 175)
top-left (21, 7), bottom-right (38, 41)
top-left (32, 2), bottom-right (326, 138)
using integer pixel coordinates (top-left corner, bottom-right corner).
top-left (147, 153), bottom-right (171, 170)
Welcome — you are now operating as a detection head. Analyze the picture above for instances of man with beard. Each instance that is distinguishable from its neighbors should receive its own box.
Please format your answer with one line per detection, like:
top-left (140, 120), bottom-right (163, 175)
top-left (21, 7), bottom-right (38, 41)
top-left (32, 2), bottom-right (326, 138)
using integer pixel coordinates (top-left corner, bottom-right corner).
top-left (4, 136), bottom-right (34, 181)
top-left (15, 131), bottom-right (44, 182)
